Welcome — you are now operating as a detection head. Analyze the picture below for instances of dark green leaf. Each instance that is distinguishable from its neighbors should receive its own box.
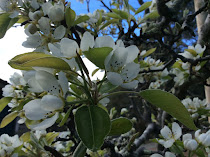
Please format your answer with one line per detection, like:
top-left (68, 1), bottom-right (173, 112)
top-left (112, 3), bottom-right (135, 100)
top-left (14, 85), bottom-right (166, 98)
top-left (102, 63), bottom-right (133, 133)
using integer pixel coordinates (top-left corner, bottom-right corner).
top-left (100, 19), bottom-right (119, 30)
top-left (83, 47), bottom-right (113, 69)
top-left (107, 12), bottom-right (122, 19)
top-left (108, 117), bottom-right (133, 136)
top-left (75, 105), bottom-right (111, 151)
top-left (139, 90), bottom-right (197, 130)
top-left (139, 10), bottom-right (160, 24)
top-left (73, 142), bottom-right (87, 157)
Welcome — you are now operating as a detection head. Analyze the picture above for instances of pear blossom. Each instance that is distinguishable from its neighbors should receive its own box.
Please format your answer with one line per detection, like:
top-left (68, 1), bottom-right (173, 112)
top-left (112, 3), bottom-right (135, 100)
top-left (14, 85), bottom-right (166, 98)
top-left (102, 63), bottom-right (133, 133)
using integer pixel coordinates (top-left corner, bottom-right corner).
top-left (157, 122), bottom-right (182, 148)
top-left (150, 152), bottom-right (176, 157)
top-left (195, 129), bottom-right (210, 147)
top-left (183, 133), bottom-right (198, 150)
top-left (23, 95), bottom-right (64, 130)
top-left (179, 44), bottom-right (206, 60)
top-left (0, 134), bottom-right (22, 156)
top-left (42, 1), bottom-right (64, 22)
top-left (0, 0), bottom-right (21, 18)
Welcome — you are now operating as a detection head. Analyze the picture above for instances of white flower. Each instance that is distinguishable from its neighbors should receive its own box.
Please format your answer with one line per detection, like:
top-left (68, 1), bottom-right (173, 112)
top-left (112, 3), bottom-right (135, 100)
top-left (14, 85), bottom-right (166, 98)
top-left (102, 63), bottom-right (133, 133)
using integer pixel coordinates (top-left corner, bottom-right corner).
top-left (2, 85), bottom-right (14, 97)
top-left (150, 152), bottom-right (176, 157)
top-left (42, 1), bottom-right (64, 22)
top-left (105, 45), bottom-right (140, 89)
top-left (195, 129), bottom-right (210, 147)
top-left (38, 17), bottom-right (51, 34)
top-left (179, 44), bottom-right (206, 60)
top-left (157, 122), bottom-right (182, 148)
top-left (0, 134), bottom-right (22, 156)
top-left (183, 133), bottom-right (198, 150)
top-left (23, 95), bottom-right (64, 130)
top-left (0, 0), bottom-right (20, 18)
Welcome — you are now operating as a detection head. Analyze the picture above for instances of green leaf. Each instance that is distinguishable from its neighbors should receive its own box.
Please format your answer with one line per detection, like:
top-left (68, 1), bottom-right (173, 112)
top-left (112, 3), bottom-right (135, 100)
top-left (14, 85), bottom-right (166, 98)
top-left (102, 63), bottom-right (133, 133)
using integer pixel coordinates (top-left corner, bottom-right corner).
top-left (139, 10), bottom-right (160, 24)
top-left (46, 132), bottom-right (59, 144)
top-left (75, 105), bottom-right (111, 151)
top-left (65, 7), bottom-right (76, 27)
top-left (92, 68), bottom-right (100, 77)
top-left (185, 49), bottom-right (197, 56)
top-left (99, 81), bottom-right (118, 93)
top-left (0, 111), bottom-right (18, 128)
top-left (135, 1), bottom-right (152, 15)
top-left (107, 12), bottom-right (122, 19)
top-left (83, 47), bottom-right (113, 69)
top-left (100, 19), bottom-right (119, 30)
top-left (20, 132), bottom-right (31, 142)
top-left (142, 48), bottom-right (156, 57)
top-left (73, 15), bottom-right (90, 26)
top-left (112, 9), bottom-right (129, 20)
top-left (139, 90), bottom-right (197, 130)
top-left (59, 107), bottom-right (72, 127)
top-left (9, 52), bottom-right (70, 70)
top-left (0, 97), bottom-right (12, 112)
top-left (73, 142), bottom-right (87, 157)
top-left (108, 117), bottom-right (133, 136)
top-left (0, 13), bottom-right (18, 39)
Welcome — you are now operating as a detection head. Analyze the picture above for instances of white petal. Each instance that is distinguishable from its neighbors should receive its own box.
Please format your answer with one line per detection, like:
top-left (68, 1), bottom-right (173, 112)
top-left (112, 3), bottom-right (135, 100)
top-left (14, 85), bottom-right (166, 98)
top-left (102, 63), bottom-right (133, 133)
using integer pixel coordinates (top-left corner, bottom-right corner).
top-left (121, 80), bottom-right (139, 89)
top-left (60, 38), bottom-right (79, 58)
top-left (58, 71), bottom-right (68, 96)
top-left (41, 95), bottom-right (63, 111)
top-left (48, 2), bottom-right (64, 22)
top-left (38, 17), bottom-right (51, 34)
top-left (150, 154), bottom-right (163, 157)
top-left (80, 31), bottom-right (94, 51)
top-left (185, 139), bottom-right (198, 150)
top-left (172, 122), bottom-right (182, 140)
top-left (121, 62), bottom-right (140, 81)
top-left (23, 99), bottom-right (48, 120)
top-left (165, 152), bottom-right (176, 157)
top-left (94, 36), bottom-right (115, 48)
top-left (183, 133), bottom-right (192, 142)
top-left (36, 70), bottom-right (60, 95)
top-left (48, 43), bottom-right (62, 57)
top-left (107, 72), bottom-right (123, 86)
top-left (195, 44), bottom-right (206, 54)
top-left (53, 25), bottom-right (66, 39)
top-left (164, 139), bottom-right (174, 148)
top-left (30, 113), bottom-right (59, 130)
top-left (28, 77), bottom-right (44, 93)
top-left (42, 2), bottom-right (52, 15)
top-left (116, 40), bottom-right (124, 47)
top-left (125, 45), bottom-right (139, 63)
top-left (161, 126), bottom-right (172, 140)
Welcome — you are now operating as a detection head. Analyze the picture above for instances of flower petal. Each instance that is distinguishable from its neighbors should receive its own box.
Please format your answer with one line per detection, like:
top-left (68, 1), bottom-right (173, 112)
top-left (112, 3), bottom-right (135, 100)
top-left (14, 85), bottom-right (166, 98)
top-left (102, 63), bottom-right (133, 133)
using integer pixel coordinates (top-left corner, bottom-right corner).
top-left (35, 70), bottom-right (60, 95)
top-left (53, 25), bottom-right (66, 39)
top-left (58, 71), bottom-right (68, 96)
top-left (125, 45), bottom-right (139, 63)
top-left (80, 31), bottom-right (94, 51)
top-left (165, 152), bottom-right (176, 157)
top-left (60, 38), bottom-right (79, 58)
top-left (41, 95), bottom-right (63, 111)
top-left (23, 99), bottom-right (48, 120)
top-left (161, 126), bottom-right (172, 140)
top-left (94, 36), bottom-right (115, 48)
top-left (107, 72), bottom-right (123, 86)
top-left (29, 113), bottom-right (59, 130)
top-left (164, 139), bottom-right (174, 148)
top-left (172, 122), bottom-right (182, 140)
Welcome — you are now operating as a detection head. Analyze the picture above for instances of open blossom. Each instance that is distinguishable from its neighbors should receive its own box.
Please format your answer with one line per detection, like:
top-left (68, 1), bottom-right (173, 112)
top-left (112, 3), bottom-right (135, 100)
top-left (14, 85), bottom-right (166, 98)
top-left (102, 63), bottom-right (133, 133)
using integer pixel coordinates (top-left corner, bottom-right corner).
top-left (195, 129), bottom-right (210, 147)
top-left (157, 122), bottom-right (182, 148)
top-left (179, 44), bottom-right (206, 60)
top-left (0, 134), bottom-right (22, 156)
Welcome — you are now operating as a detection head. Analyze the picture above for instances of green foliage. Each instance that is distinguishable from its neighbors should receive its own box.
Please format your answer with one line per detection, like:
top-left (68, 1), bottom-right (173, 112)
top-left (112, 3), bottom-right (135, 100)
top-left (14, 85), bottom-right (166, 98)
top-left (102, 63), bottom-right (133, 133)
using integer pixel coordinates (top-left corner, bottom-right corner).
top-left (135, 1), bottom-right (152, 15)
top-left (139, 90), bottom-right (197, 130)
top-left (72, 142), bottom-right (87, 157)
top-left (0, 111), bottom-right (18, 128)
top-left (108, 117), bottom-right (133, 136)
top-left (9, 52), bottom-right (70, 70)
top-left (75, 105), bottom-right (111, 151)
top-left (0, 97), bottom-right (12, 113)
top-left (0, 13), bottom-right (19, 39)
top-left (138, 10), bottom-right (160, 24)
top-left (65, 7), bottom-right (76, 27)
top-left (83, 47), bottom-right (113, 69)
